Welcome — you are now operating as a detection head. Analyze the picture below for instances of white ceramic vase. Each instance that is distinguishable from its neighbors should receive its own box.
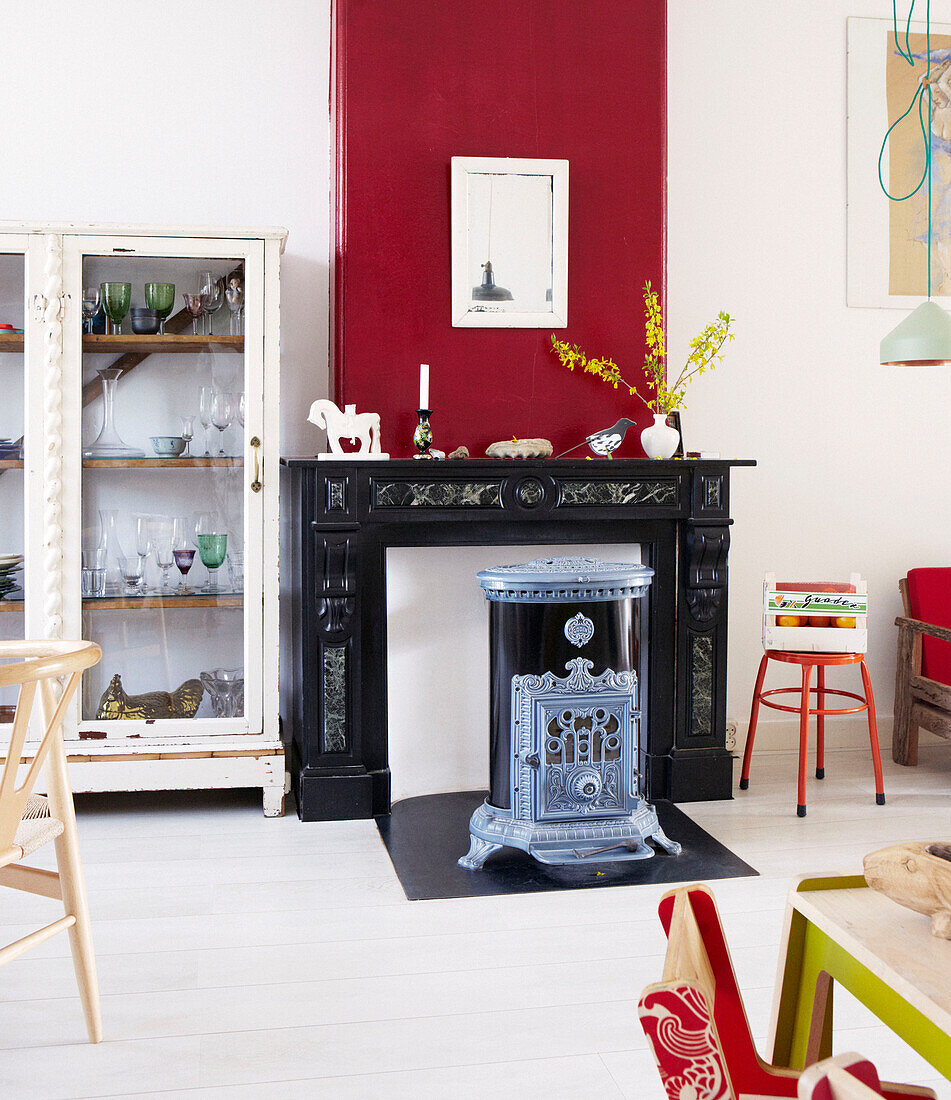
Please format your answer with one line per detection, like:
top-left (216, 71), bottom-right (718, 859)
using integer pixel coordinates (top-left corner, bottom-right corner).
top-left (640, 413), bottom-right (680, 460)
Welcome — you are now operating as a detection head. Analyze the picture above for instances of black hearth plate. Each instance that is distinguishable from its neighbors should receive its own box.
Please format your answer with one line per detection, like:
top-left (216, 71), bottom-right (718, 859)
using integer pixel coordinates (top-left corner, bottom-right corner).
top-left (377, 790), bottom-right (757, 901)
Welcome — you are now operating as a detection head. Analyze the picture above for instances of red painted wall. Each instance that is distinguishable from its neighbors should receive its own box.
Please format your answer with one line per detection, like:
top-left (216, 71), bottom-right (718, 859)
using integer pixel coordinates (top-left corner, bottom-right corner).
top-left (334, 0), bottom-right (666, 458)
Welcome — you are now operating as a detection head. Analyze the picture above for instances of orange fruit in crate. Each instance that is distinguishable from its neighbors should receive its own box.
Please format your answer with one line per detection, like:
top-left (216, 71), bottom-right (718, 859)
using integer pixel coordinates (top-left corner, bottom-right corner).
top-left (834, 616), bottom-right (856, 629)
top-left (776, 615), bottom-right (802, 627)
top-left (810, 617), bottom-right (831, 628)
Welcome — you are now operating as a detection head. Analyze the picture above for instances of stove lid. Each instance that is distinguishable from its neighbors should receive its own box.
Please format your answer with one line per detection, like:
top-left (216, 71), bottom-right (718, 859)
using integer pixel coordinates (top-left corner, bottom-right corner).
top-left (477, 555), bottom-right (654, 603)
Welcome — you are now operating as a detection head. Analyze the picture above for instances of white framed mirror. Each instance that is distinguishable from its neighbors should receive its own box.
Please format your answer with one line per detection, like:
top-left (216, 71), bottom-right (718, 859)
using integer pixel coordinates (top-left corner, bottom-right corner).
top-left (451, 156), bottom-right (568, 328)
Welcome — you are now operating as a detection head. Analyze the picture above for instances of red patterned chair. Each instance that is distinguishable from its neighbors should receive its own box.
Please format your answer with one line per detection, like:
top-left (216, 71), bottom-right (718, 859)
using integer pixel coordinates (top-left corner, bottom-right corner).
top-left (893, 568), bottom-right (951, 765)
top-left (637, 884), bottom-right (934, 1100)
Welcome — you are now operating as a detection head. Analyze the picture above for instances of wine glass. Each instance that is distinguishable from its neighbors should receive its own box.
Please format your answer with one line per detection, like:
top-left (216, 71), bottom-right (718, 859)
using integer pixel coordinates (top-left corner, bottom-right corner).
top-left (198, 386), bottom-right (215, 456)
top-left (195, 513), bottom-right (227, 593)
top-left (211, 392), bottom-right (235, 457)
top-left (172, 516), bottom-right (195, 594)
top-left (183, 293), bottom-right (205, 336)
top-left (101, 282), bottom-right (131, 336)
top-left (225, 275), bottom-right (244, 336)
top-left (135, 516), bottom-right (152, 593)
top-left (118, 555), bottom-right (143, 595)
top-left (199, 272), bottom-right (223, 335)
top-left (150, 517), bottom-right (174, 593)
top-left (82, 287), bottom-right (100, 334)
top-left (180, 415), bottom-right (195, 457)
top-left (237, 392), bottom-right (245, 429)
top-left (144, 282), bottom-right (175, 334)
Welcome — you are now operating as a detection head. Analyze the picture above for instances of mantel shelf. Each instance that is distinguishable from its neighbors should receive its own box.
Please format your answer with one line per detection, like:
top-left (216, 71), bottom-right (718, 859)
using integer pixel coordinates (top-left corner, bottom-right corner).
top-left (83, 335), bottom-right (243, 354)
top-left (82, 456), bottom-right (242, 468)
top-left (0, 594), bottom-right (243, 612)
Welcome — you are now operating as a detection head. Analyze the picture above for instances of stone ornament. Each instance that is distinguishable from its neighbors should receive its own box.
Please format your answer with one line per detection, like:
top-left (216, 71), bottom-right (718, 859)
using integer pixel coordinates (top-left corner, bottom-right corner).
top-left (308, 399), bottom-right (390, 460)
top-left (485, 437), bottom-right (553, 460)
top-left (448, 445), bottom-right (469, 459)
top-left (864, 841), bottom-right (951, 938)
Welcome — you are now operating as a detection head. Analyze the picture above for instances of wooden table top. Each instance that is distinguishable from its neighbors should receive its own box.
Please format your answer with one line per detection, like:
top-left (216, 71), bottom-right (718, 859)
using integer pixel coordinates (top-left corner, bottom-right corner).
top-left (792, 881), bottom-right (951, 1037)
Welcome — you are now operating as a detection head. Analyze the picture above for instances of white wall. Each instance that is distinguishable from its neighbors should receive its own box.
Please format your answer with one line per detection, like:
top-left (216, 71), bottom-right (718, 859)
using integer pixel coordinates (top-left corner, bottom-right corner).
top-left (667, 0), bottom-right (951, 751)
top-left (10, 1), bottom-right (942, 794)
top-left (2, 1), bottom-right (332, 456)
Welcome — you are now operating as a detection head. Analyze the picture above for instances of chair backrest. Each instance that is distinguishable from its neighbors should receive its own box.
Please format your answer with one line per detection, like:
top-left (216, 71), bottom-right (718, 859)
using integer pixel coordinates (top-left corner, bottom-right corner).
top-left (906, 568), bottom-right (951, 685)
top-left (639, 889), bottom-right (738, 1099)
top-left (0, 641), bottom-right (100, 854)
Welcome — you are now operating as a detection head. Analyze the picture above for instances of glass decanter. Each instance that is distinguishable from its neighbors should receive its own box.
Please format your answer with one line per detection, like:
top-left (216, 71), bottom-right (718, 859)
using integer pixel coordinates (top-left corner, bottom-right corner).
top-left (83, 368), bottom-right (144, 458)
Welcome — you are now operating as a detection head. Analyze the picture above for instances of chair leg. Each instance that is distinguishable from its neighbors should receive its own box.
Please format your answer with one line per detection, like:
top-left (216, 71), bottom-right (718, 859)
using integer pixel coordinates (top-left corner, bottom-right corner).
top-left (798, 664), bottom-right (814, 817)
top-left (740, 654), bottom-right (770, 790)
top-left (52, 827), bottom-right (102, 1042)
top-left (815, 665), bottom-right (825, 780)
top-left (859, 659), bottom-right (886, 806)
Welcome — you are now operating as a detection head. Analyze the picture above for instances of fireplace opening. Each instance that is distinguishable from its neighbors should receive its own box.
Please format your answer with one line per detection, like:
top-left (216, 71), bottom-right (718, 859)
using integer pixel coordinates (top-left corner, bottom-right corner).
top-left (385, 543), bottom-right (646, 803)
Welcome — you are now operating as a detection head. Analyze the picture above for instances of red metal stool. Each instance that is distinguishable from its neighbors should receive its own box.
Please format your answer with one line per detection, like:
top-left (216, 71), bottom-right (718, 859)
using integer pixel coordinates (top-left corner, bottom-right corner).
top-left (739, 650), bottom-right (885, 817)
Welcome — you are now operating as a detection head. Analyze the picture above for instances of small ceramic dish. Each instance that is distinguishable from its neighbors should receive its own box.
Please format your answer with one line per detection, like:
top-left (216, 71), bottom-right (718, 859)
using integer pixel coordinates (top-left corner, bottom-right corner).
top-left (150, 436), bottom-right (186, 457)
top-left (130, 308), bottom-right (161, 335)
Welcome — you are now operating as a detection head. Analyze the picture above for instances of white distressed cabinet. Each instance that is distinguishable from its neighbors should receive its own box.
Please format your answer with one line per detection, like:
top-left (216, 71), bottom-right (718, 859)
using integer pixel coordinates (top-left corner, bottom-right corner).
top-left (0, 223), bottom-right (286, 815)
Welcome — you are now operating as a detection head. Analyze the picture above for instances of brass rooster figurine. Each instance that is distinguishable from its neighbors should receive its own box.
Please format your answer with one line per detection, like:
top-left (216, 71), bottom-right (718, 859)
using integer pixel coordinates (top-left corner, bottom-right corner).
top-left (96, 674), bottom-right (204, 720)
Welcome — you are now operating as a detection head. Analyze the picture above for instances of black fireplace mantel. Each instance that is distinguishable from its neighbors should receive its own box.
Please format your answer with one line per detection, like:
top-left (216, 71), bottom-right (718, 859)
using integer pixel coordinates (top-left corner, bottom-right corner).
top-left (280, 456), bottom-right (755, 821)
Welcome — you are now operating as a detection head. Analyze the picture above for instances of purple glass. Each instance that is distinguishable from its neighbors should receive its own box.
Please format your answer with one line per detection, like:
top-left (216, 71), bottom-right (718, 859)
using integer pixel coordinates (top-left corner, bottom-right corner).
top-left (173, 548), bottom-right (196, 595)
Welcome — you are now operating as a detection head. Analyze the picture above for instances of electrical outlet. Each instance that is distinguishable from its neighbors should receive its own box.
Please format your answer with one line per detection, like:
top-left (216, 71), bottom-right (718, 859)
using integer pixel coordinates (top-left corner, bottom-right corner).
top-left (725, 721), bottom-right (737, 752)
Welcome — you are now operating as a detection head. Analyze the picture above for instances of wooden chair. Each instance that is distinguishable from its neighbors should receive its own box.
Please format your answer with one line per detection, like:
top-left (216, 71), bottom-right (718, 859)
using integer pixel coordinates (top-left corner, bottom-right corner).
top-left (0, 640), bottom-right (103, 1042)
top-left (894, 569), bottom-right (951, 765)
top-left (638, 884), bottom-right (934, 1100)
top-left (798, 1055), bottom-right (893, 1100)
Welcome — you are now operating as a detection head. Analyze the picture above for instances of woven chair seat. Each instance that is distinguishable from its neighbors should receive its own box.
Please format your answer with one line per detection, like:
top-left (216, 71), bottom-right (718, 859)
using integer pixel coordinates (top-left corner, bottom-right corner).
top-left (13, 794), bottom-right (64, 857)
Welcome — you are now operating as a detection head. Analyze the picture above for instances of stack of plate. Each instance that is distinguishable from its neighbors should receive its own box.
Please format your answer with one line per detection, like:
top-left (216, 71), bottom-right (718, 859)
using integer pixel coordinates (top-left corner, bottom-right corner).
top-left (0, 439), bottom-right (21, 460)
top-left (0, 554), bottom-right (23, 600)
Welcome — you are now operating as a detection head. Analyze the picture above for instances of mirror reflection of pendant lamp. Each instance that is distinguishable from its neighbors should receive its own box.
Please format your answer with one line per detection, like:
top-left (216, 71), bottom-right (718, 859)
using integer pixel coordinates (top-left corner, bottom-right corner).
top-left (880, 0), bottom-right (951, 365)
top-left (472, 178), bottom-right (514, 302)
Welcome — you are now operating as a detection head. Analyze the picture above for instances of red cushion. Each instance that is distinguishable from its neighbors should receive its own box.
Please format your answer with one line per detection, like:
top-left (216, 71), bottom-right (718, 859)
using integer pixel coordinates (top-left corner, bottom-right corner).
top-left (907, 567), bottom-right (951, 686)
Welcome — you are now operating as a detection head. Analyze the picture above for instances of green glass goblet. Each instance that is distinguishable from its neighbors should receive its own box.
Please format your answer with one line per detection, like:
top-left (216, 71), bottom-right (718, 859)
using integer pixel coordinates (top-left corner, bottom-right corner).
top-left (100, 282), bottom-right (132, 336)
top-left (197, 533), bottom-right (228, 593)
top-left (144, 282), bottom-right (175, 334)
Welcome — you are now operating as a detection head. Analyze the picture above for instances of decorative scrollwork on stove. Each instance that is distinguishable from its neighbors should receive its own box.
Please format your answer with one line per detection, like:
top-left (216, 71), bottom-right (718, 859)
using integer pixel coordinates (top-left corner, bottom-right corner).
top-left (317, 596), bottom-right (355, 635)
top-left (373, 480), bottom-right (503, 508)
top-left (557, 480), bottom-right (678, 507)
top-left (563, 612), bottom-right (595, 648)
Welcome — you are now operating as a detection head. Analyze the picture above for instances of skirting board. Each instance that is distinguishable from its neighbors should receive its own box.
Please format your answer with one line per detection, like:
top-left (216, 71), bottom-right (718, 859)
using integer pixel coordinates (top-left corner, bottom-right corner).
top-left (734, 714), bottom-right (890, 754)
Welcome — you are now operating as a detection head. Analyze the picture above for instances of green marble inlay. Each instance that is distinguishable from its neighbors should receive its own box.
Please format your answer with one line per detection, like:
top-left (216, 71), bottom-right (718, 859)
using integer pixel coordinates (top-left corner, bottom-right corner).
top-left (689, 633), bottom-right (713, 739)
top-left (322, 646), bottom-right (348, 753)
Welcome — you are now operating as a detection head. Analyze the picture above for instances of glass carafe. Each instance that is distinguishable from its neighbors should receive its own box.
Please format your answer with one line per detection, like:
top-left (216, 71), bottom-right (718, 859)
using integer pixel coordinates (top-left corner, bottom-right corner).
top-left (84, 368), bottom-right (144, 458)
top-left (97, 508), bottom-right (124, 594)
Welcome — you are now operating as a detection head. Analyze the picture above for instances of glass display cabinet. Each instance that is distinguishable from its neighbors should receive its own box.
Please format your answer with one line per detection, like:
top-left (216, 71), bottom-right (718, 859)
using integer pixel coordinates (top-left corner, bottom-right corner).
top-left (0, 224), bottom-right (285, 815)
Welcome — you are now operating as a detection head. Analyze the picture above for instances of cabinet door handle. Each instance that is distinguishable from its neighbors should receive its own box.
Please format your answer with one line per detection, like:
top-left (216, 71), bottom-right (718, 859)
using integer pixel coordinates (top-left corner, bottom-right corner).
top-left (250, 436), bottom-right (262, 492)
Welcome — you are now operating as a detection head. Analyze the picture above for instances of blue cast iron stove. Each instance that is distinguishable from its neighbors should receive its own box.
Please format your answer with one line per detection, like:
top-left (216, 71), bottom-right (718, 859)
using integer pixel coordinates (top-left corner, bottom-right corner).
top-left (459, 556), bottom-right (682, 869)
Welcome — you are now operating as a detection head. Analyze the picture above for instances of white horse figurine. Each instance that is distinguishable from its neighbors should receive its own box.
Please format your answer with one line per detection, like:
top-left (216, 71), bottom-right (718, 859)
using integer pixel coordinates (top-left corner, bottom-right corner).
top-left (307, 400), bottom-right (388, 459)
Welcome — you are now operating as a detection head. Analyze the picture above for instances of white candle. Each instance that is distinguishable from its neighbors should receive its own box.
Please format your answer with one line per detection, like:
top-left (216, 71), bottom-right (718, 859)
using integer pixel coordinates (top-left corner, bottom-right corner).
top-left (419, 363), bottom-right (430, 410)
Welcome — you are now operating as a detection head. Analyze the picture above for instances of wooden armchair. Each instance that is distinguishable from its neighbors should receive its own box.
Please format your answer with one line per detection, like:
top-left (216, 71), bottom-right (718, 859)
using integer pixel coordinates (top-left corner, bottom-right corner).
top-left (0, 640), bottom-right (103, 1042)
top-left (893, 569), bottom-right (951, 765)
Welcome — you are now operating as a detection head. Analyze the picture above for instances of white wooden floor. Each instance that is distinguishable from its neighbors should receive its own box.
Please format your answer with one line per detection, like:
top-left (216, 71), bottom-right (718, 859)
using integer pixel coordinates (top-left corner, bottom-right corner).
top-left (1, 743), bottom-right (950, 1098)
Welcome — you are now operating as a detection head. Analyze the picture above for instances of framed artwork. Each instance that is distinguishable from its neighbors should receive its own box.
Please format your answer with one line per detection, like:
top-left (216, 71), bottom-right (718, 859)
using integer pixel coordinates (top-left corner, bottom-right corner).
top-left (451, 156), bottom-right (568, 327)
top-left (848, 16), bottom-right (951, 308)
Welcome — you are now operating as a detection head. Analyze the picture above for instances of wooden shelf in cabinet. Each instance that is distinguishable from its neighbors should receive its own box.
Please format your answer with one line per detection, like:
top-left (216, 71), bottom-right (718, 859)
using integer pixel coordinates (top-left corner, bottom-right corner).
top-left (1, 594), bottom-right (243, 612)
top-left (83, 335), bottom-right (243, 354)
top-left (84, 594), bottom-right (243, 611)
top-left (82, 457), bottom-right (242, 468)
top-left (0, 459), bottom-right (22, 469)
top-left (0, 333), bottom-right (23, 352)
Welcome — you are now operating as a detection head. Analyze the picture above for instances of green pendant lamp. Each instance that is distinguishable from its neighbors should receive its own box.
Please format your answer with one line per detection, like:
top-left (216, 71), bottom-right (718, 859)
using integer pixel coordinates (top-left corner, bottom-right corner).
top-left (879, 0), bottom-right (951, 366)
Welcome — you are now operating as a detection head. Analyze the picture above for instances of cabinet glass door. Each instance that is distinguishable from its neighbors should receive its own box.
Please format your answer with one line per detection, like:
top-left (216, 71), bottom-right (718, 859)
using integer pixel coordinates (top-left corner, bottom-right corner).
top-left (68, 238), bottom-right (263, 738)
top-left (0, 246), bottom-right (26, 724)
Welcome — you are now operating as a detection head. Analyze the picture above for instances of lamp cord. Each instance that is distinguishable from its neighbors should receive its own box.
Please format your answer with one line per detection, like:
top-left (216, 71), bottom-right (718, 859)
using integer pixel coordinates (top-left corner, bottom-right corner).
top-left (878, 0), bottom-right (934, 298)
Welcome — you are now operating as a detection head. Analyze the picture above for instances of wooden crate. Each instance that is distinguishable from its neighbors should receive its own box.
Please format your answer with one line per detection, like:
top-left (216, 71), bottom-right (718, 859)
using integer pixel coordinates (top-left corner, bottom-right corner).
top-left (762, 572), bottom-right (868, 653)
